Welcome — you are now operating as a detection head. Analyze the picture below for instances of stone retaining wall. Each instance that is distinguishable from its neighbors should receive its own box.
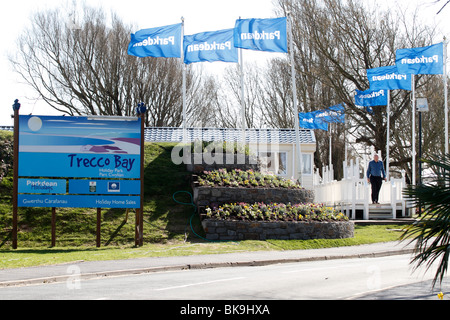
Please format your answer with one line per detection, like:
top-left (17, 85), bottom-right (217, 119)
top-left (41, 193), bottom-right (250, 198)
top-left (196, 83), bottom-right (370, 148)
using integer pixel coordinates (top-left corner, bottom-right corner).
top-left (201, 219), bottom-right (354, 241)
top-left (193, 186), bottom-right (315, 208)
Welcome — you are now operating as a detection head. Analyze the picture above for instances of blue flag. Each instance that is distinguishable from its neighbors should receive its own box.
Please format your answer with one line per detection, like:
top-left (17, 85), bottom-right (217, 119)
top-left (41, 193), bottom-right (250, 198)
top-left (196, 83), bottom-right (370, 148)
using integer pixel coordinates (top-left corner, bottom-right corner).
top-left (396, 42), bottom-right (444, 75)
top-left (355, 89), bottom-right (388, 107)
top-left (367, 66), bottom-right (412, 91)
top-left (314, 104), bottom-right (345, 124)
top-left (299, 105), bottom-right (345, 131)
top-left (128, 23), bottom-right (182, 58)
top-left (184, 29), bottom-right (238, 65)
top-left (234, 17), bottom-right (288, 53)
top-left (299, 112), bottom-right (328, 131)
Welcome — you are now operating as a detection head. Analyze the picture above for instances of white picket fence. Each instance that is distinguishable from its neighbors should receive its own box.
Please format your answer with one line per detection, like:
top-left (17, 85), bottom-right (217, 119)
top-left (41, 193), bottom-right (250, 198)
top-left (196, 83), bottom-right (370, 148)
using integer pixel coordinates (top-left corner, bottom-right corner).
top-left (313, 158), bottom-right (412, 220)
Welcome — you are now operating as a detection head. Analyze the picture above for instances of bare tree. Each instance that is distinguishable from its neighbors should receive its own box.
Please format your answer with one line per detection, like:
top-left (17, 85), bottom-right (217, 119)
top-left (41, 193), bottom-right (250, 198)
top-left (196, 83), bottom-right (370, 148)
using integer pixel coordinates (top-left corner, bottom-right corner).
top-left (214, 62), bottom-right (265, 128)
top-left (272, 0), bottom-right (441, 182)
top-left (9, 4), bottom-right (217, 127)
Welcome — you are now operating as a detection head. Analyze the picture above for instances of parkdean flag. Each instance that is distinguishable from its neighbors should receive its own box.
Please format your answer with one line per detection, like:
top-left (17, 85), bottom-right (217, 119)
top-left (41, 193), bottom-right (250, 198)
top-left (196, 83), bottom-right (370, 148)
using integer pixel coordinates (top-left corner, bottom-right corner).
top-left (396, 42), bottom-right (444, 75)
top-left (299, 112), bottom-right (328, 131)
top-left (355, 89), bottom-right (388, 107)
top-left (314, 104), bottom-right (345, 124)
top-left (234, 17), bottom-right (288, 53)
top-left (128, 23), bottom-right (182, 58)
top-left (184, 29), bottom-right (238, 65)
top-left (298, 105), bottom-right (345, 131)
top-left (367, 66), bottom-right (412, 91)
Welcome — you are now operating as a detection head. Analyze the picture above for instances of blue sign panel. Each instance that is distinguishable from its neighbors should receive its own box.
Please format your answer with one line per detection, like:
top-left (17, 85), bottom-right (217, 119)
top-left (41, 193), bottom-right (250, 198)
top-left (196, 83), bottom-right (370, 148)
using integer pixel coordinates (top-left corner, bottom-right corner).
top-left (69, 180), bottom-right (141, 195)
top-left (18, 195), bottom-right (140, 209)
top-left (17, 115), bottom-right (142, 209)
top-left (18, 179), bottom-right (67, 194)
top-left (18, 115), bottom-right (141, 179)
top-left (19, 153), bottom-right (140, 179)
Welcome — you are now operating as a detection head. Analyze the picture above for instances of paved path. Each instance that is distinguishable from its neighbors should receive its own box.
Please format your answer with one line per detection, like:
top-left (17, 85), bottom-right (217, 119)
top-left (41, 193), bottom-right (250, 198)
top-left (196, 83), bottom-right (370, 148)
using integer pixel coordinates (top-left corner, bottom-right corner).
top-left (0, 241), bottom-right (416, 288)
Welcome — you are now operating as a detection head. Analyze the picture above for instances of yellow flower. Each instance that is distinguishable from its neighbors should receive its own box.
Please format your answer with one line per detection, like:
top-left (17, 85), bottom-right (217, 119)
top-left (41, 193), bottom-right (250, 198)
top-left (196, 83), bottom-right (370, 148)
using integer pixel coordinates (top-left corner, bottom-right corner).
top-left (438, 292), bottom-right (444, 300)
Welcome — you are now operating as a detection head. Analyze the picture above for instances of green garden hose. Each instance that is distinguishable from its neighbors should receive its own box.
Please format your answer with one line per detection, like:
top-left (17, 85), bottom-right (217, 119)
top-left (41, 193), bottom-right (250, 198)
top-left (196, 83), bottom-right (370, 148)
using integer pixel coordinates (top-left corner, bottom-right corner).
top-left (172, 191), bottom-right (211, 242)
top-left (172, 191), bottom-right (238, 244)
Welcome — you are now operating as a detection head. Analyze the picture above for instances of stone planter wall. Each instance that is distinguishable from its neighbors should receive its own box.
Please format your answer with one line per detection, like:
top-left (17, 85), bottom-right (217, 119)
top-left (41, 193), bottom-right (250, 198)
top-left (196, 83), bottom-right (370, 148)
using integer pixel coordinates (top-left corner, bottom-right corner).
top-left (201, 219), bottom-right (354, 241)
top-left (193, 185), bottom-right (315, 209)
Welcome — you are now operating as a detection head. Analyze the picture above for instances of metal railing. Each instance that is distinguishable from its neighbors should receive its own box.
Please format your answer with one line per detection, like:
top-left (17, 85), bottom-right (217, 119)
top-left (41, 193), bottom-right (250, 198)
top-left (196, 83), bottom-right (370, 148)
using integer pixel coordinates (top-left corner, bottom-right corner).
top-left (314, 158), bottom-right (410, 220)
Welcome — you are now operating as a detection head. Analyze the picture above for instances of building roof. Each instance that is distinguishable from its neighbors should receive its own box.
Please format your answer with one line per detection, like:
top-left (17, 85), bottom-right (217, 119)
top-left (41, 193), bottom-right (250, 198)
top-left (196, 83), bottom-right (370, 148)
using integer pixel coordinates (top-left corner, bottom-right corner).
top-left (0, 126), bottom-right (316, 144)
top-left (0, 126), bottom-right (13, 133)
top-left (145, 127), bottom-right (315, 144)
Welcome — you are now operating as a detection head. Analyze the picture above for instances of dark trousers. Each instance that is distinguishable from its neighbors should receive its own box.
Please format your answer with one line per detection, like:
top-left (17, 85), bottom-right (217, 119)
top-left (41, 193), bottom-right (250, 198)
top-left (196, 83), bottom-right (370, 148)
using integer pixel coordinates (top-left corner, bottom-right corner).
top-left (370, 176), bottom-right (383, 203)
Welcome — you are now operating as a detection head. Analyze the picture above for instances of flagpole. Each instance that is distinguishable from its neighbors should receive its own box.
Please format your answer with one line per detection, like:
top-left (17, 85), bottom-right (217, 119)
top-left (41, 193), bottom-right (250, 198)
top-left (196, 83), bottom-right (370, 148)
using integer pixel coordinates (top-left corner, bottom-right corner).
top-left (412, 74), bottom-right (416, 185)
top-left (444, 37), bottom-right (449, 156)
top-left (329, 123), bottom-right (332, 169)
top-left (238, 16), bottom-right (246, 145)
top-left (181, 17), bottom-right (187, 143)
top-left (386, 90), bottom-right (390, 180)
top-left (288, 12), bottom-right (303, 185)
top-left (239, 45), bottom-right (246, 144)
top-left (344, 109), bottom-right (348, 167)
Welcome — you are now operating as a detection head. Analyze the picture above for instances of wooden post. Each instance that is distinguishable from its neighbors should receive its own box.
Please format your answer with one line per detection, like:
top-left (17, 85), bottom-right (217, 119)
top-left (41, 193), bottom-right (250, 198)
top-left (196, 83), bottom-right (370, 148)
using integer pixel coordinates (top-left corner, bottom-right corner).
top-left (136, 102), bottom-right (146, 247)
top-left (51, 207), bottom-right (56, 247)
top-left (96, 208), bottom-right (101, 248)
top-left (139, 110), bottom-right (145, 247)
top-left (12, 99), bottom-right (20, 250)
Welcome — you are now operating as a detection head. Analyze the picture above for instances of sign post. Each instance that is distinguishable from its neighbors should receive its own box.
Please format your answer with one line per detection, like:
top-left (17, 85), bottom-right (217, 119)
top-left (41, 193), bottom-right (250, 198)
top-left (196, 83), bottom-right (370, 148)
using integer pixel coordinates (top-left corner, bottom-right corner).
top-left (12, 99), bottom-right (20, 249)
top-left (51, 207), bottom-right (56, 248)
top-left (136, 102), bottom-right (147, 247)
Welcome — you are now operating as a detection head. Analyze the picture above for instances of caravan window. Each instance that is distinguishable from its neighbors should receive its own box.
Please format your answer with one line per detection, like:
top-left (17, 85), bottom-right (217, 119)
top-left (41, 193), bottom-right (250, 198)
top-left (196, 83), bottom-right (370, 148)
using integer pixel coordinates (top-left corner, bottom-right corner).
top-left (302, 153), bottom-right (312, 175)
top-left (258, 152), bottom-right (287, 176)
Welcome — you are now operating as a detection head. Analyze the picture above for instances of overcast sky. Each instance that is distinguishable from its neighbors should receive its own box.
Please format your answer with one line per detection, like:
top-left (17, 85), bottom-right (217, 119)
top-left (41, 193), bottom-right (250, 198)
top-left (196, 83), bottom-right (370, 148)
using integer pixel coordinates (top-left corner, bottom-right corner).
top-left (1, 0), bottom-right (449, 126)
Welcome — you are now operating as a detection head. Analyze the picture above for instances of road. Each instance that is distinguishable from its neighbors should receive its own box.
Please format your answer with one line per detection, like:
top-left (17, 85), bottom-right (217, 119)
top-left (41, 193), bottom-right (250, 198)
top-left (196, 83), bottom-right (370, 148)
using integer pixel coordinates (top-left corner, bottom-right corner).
top-left (0, 254), bottom-right (447, 302)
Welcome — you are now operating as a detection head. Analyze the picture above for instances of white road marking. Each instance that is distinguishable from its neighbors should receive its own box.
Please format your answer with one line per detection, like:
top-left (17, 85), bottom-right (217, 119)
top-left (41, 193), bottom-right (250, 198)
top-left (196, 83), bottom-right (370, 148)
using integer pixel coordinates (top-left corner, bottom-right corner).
top-left (155, 277), bottom-right (246, 291)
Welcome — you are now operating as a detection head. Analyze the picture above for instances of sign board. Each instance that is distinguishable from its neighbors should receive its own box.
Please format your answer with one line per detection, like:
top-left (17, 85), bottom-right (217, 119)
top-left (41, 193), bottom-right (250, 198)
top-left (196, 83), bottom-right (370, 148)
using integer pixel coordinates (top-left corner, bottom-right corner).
top-left (17, 115), bottom-right (142, 209)
top-left (416, 98), bottom-right (429, 112)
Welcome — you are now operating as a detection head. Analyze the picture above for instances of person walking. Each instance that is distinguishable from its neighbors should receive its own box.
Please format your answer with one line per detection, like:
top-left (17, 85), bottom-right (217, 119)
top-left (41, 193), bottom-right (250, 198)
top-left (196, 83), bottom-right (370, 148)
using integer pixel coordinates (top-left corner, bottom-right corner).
top-left (366, 154), bottom-right (387, 204)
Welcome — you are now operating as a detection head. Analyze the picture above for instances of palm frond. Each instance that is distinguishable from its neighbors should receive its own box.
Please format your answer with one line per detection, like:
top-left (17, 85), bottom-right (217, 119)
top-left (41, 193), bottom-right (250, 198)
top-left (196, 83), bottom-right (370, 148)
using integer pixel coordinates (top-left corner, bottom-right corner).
top-left (401, 154), bottom-right (450, 288)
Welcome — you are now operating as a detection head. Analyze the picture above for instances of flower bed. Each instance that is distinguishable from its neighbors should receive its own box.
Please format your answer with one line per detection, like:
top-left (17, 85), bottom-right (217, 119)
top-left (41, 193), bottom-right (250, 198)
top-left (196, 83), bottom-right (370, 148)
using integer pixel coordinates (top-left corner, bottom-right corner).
top-left (193, 186), bottom-right (315, 208)
top-left (205, 202), bottom-right (348, 222)
top-left (192, 169), bottom-right (352, 241)
top-left (197, 169), bottom-right (302, 189)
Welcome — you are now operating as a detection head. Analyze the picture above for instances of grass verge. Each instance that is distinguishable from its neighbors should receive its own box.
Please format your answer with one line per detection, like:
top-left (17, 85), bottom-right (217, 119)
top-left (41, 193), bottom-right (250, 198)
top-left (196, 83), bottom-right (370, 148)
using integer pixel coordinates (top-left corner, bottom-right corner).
top-left (0, 224), bottom-right (407, 269)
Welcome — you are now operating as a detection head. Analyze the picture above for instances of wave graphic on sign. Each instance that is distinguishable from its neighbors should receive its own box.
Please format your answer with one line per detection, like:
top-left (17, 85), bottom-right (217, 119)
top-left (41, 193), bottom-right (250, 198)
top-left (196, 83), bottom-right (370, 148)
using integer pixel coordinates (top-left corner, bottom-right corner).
top-left (19, 116), bottom-right (141, 155)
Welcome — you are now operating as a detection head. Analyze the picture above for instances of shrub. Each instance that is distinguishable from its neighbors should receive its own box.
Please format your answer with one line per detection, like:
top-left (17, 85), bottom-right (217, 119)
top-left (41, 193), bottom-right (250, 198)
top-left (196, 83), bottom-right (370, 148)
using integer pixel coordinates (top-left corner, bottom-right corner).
top-left (0, 131), bottom-right (13, 182)
top-left (197, 168), bottom-right (302, 189)
top-left (205, 202), bottom-right (348, 222)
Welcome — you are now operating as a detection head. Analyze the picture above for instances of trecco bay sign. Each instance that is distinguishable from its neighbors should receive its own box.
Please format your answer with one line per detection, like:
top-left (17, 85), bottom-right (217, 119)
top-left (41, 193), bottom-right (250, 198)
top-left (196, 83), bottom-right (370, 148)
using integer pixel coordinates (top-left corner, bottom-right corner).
top-left (17, 115), bottom-right (141, 209)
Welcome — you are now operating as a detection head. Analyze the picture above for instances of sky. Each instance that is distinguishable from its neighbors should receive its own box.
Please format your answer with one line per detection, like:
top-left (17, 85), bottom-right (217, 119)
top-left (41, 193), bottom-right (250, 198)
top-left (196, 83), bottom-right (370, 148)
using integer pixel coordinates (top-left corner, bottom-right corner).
top-left (1, 0), bottom-right (450, 126)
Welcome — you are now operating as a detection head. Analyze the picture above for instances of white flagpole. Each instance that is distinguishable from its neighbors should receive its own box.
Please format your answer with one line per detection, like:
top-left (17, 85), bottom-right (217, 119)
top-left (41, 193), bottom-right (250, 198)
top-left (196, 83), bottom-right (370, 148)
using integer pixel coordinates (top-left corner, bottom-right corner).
top-left (288, 12), bottom-right (303, 185)
top-left (239, 46), bottom-right (246, 144)
top-left (444, 37), bottom-right (449, 156)
top-left (412, 74), bottom-right (416, 185)
top-left (329, 123), bottom-right (332, 169)
top-left (386, 90), bottom-right (390, 180)
top-left (181, 17), bottom-right (187, 143)
top-left (237, 17), bottom-right (246, 145)
top-left (344, 111), bottom-right (348, 167)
